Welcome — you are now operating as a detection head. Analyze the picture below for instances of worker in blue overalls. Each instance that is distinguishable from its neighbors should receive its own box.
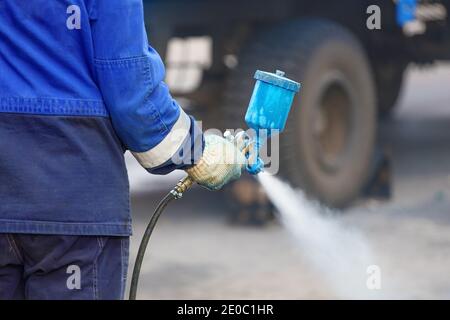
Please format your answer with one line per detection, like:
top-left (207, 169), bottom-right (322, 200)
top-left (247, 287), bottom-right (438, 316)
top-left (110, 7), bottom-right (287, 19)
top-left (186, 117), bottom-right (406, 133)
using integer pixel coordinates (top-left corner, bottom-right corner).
top-left (0, 0), bottom-right (245, 299)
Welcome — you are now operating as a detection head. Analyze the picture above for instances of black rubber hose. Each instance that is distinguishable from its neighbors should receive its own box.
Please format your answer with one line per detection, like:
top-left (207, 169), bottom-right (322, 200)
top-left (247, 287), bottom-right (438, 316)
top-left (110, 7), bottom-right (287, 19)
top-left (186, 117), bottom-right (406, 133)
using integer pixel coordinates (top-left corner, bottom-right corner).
top-left (129, 192), bottom-right (176, 300)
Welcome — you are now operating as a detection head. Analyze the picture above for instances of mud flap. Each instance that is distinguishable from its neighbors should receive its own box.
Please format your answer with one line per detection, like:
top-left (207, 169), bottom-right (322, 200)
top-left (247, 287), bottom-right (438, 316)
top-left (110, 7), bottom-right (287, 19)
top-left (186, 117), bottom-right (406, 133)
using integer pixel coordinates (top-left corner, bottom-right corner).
top-left (362, 146), bottom-right (392, 200)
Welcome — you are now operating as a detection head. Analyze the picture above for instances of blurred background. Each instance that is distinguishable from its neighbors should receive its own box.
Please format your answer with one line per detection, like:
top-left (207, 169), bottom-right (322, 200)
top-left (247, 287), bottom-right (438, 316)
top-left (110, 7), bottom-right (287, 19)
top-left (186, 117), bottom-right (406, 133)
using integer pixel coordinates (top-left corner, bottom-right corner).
top-left (126, 0), bottom-right (450, 299)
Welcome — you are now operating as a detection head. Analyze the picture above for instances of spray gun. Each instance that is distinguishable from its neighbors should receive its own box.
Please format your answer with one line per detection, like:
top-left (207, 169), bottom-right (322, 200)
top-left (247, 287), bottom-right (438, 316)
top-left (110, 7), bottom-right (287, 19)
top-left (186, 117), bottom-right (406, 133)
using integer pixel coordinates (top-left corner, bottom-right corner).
top-left (129, 70), bottom-right (300, 299)
top-left (238, 69), bottom-right (301, 174)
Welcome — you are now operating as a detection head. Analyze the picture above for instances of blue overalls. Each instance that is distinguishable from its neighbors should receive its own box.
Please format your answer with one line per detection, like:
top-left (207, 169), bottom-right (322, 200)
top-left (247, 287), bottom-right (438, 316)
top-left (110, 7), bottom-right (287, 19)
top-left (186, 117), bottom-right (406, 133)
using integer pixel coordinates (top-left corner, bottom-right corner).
top-left (0, 0), bottom-right (203, 299)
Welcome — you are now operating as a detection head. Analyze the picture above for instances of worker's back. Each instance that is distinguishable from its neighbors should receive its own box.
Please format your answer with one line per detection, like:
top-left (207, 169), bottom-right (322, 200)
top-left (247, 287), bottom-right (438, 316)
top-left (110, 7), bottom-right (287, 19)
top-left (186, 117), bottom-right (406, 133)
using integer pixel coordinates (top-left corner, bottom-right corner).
top-left (0, 0), bottom-right (131, 235)
top-left (0, 0), bottom-right (246, 301)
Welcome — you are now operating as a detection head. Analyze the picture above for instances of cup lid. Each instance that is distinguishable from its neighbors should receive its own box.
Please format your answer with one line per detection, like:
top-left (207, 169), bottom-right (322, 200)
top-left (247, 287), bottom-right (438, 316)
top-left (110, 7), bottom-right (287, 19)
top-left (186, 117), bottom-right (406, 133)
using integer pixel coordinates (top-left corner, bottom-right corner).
top-left (254, 70), bottom-right (301, 92)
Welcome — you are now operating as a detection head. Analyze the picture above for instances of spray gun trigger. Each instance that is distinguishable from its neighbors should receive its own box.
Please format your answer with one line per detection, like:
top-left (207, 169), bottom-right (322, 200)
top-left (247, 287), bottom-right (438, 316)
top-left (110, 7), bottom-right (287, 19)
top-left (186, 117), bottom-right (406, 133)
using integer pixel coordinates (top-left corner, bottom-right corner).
top-left (223, 130), bottom-right (262, 174)
top-left (234, 131), bottom-right (250, 152)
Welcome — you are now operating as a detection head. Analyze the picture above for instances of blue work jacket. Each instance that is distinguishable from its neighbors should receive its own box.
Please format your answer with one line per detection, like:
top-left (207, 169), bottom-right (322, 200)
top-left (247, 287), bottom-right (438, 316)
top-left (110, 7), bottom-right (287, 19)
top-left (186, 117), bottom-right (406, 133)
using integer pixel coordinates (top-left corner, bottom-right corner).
top-left (0, 0), bottom-right (203, 236)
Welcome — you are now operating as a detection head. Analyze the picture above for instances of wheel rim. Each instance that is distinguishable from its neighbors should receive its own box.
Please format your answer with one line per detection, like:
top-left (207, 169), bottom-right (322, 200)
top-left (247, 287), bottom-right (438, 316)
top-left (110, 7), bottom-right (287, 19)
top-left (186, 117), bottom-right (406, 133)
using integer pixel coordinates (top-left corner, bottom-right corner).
top-left (311, 72), bottom-right (355, 174)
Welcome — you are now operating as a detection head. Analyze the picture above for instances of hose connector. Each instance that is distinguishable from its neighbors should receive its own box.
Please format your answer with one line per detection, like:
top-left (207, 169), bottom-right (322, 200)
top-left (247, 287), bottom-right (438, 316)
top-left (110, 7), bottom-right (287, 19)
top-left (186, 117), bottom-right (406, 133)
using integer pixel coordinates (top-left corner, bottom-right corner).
top-left (171, 176), bottom-right (195, 199)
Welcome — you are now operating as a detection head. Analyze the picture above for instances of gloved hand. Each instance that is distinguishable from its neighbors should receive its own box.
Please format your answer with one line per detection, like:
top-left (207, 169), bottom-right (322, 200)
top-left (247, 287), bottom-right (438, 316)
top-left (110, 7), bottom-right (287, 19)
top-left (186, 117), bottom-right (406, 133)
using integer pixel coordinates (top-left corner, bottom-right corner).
top-left (186, 134), bottom-right (247, 191)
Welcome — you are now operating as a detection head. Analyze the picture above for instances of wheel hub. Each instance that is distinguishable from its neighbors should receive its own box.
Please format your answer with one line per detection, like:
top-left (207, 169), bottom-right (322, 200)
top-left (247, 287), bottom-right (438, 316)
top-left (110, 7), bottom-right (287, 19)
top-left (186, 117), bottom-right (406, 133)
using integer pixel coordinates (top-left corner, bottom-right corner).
top-left (312, 72), bottom-right (355, 173)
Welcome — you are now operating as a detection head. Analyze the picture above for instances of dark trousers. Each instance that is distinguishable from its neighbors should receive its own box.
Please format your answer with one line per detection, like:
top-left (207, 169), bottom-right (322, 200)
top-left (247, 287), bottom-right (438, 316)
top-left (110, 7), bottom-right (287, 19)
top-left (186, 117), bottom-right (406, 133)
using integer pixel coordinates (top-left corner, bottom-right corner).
top-left (0, 234), bottom-right (129, 300)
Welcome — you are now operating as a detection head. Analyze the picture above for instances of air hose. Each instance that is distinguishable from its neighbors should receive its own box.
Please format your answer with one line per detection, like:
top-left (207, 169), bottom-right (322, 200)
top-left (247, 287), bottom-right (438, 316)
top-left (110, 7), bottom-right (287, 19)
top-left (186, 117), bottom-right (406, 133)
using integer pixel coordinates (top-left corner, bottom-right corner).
top-left (129, 176), bottom-right (194, 300)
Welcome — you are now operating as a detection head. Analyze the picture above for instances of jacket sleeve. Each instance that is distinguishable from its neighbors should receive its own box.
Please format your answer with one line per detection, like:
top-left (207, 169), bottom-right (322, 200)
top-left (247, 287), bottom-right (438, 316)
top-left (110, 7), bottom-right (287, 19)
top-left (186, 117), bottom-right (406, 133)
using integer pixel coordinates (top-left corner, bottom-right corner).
top-left (89, 0), bottom-right (203, 174)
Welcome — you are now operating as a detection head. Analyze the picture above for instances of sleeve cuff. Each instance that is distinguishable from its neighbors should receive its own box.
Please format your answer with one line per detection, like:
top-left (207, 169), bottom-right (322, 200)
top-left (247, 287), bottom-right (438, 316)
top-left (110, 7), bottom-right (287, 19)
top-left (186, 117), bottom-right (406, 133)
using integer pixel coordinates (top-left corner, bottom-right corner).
top-left (131, 110), bottom-right (204, 173)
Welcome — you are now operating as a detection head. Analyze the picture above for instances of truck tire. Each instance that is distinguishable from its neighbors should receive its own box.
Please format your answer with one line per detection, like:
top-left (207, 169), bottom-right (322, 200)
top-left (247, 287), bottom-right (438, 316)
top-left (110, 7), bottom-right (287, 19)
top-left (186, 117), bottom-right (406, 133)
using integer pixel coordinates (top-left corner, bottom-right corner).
top-left (221, 19), bottom-right (376, 209)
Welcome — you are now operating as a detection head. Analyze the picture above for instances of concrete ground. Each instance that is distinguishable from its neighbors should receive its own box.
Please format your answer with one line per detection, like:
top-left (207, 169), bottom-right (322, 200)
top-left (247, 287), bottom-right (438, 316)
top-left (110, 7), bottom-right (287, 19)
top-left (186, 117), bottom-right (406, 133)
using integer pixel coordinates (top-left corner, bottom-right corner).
top-left (125, 63), bottom-right (450, 299)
